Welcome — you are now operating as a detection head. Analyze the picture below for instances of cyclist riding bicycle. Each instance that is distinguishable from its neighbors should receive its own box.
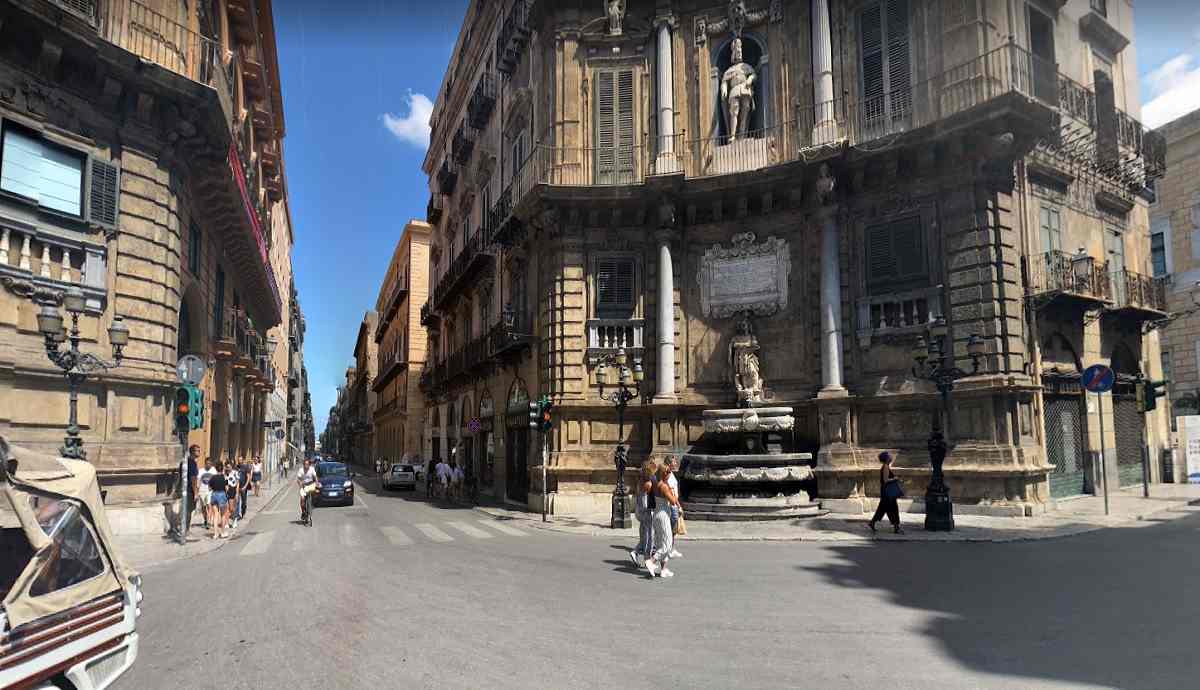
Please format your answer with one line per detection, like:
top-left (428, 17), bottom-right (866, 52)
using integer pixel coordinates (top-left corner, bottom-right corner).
top-left (296, 458), bottom-right (318, 522)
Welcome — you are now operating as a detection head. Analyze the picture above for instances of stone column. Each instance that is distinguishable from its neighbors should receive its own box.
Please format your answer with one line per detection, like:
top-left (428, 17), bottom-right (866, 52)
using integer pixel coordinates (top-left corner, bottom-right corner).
top-left (818, 204), bottom-right (845, 395)
top-left (655, 229), bottom-right (676, 401)
top-left (654, 16), bottom-right (678, 173)
top-left (811, 0), bottom-right (838, 143)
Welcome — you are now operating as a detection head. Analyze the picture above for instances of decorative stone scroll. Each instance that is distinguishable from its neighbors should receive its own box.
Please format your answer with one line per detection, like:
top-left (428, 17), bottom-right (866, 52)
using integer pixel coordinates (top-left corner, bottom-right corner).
top-left (696, 232), bottom-right (790, 318)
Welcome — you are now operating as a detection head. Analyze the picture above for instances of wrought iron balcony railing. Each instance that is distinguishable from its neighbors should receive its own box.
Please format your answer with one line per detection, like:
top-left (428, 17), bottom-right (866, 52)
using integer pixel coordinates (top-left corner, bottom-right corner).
top-left (1108, 269), bottom-right (1168, 315)
top-left (468, 74), bottom-right (498, 130)
top-left (1026, 251), bottom-right (1111, 305)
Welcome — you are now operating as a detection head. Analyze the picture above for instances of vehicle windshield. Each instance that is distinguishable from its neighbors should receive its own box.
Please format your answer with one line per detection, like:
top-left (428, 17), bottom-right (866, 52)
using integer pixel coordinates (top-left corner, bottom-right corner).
top-left (317, 463), bottom-right (348, 478)
top-left (391, 465), bottom-right (407, 472)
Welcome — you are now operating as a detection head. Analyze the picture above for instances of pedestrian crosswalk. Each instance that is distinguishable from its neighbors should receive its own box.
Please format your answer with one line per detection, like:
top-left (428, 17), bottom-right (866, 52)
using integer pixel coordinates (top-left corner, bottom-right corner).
top-left (236, 519), bottom-right (530, 557)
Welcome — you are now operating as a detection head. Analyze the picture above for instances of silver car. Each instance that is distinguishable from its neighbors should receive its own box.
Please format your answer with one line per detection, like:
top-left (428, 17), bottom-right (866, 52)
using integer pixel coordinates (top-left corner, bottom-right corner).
top-left (382, 463), bottom-right (416, 490)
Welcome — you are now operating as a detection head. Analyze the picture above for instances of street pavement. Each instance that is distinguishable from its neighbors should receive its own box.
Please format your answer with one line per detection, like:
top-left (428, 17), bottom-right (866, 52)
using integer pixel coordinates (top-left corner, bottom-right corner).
top-left (117, 478), bottom-right (1200, 690)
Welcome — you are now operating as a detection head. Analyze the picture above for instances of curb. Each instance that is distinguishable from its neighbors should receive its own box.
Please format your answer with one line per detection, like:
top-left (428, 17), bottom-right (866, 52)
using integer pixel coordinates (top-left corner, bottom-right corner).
top-left (474, 499), bottom-right (1199, 544)
top-left (122, 474), bottom-right (294, 569)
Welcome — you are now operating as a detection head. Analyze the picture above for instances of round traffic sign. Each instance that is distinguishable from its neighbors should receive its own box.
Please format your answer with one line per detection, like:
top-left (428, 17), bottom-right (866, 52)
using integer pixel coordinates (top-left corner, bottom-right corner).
top-left (175, 355), bottom-right (207, 385)
top-left (1081, 364), bottom-right (1115, 393)
top-left (275, 428), bottom-right (285, 441)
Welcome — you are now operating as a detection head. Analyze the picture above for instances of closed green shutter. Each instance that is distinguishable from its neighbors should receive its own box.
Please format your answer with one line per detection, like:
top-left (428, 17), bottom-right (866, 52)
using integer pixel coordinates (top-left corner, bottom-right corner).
top-left (860, 0), bottom-right (911, 134)
top-left (596, 258), bottom-right (635, 315)
top-left (866, 216), bottom-right (926, 292)
top-left (87, 157), bottom-right (120, 229)
top-left (594, 69), bottom-right (635, 184)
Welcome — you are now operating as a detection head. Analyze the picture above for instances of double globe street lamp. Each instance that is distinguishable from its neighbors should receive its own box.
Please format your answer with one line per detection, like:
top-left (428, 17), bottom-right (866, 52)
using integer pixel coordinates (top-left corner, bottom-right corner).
top-left (595, 347), bottom-right (644, 529)
top-left (35, 287), bottom-right (130, 460)
top-left (910, 319), bottom-right (986, 531)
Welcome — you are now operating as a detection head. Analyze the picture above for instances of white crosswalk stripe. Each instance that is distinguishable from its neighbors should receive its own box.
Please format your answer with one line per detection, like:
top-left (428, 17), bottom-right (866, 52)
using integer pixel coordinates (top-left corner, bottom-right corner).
top-left (414, 523), bottom-right (454, 542)
top-left (446, 521), bottom-right (493, 539)
top-left (239, 531), bottom-right (276, 556)
top-left (379, 526), bottom-right (414, 545)
top-left (479, 520), bottom-right (526, 537)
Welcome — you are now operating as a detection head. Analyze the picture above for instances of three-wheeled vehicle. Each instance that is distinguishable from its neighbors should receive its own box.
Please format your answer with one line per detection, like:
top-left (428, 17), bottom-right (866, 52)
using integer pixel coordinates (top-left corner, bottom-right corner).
top-left (0, 438), bottom-right (143, 690)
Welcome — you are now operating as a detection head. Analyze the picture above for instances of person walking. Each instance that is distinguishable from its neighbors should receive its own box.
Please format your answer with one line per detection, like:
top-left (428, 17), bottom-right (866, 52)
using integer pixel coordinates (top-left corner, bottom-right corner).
top-left (207, 462), bottom-right (229, 539)
top-left (426, 456), bottom-right (437, 499)
top-left (435, 457), bottom-right (451, 501)
top-left (868, 451), bottom-right (904, 534)
top-left (238, 458), bottom-right (253, 521)
top-left (666, 456), bottom-right (683, 559)
top-left (198, 458), bottom-right (217, 529)
top-left (252, 457), bottom-right (263, 497)
top-left (629, 460), bottom-right (657, 569)
top-left (225, 462), bottom-right (241, 531)
top-left (646, 462), bottom-right (678, 578)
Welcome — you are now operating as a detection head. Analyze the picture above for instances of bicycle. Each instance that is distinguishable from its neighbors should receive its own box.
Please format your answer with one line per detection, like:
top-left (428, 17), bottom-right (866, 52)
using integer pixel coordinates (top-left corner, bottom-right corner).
top-left (301, 489), bottom-right (314, 527)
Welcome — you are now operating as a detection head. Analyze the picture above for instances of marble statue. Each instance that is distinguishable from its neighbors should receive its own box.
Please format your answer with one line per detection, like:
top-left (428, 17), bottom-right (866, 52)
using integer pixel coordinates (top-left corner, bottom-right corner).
top-left (721, 38), bottom-right (757, 141)
top-left (606, 0), bottom-right (625, 35)
top-left (730, 314), bottom-right (764, 405)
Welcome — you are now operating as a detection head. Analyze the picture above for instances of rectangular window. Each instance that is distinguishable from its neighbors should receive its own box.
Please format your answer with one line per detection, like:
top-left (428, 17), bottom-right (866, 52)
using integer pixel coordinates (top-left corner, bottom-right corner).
top-left (860, 0), bottom-right (912, 135)
top-left (1, 125), bottom-right (85, 216)
top-left (511, 130), bottom-right (527, 181)
top-left (189, 222), bottom-right (202, 275)
top-left (1105, 228), bottom-right (1125, 274)
top-left (214, 268), bottom-right (226, 335)
top-left (1039, 206), bottom-right (1062, 253)
top-left (1151, 232), bottom-right (1167, 277)
top-left (593, 69), bottom-right (636, 184)
top-left (866, 216), bottom-right (926, 293)
top-left (594, 258), bottom-right (635, 317)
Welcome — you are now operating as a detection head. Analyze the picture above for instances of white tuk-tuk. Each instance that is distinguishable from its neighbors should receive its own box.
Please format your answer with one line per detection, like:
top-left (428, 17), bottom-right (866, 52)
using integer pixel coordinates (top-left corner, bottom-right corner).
top-left (0, 438), bottom-right (143, 690)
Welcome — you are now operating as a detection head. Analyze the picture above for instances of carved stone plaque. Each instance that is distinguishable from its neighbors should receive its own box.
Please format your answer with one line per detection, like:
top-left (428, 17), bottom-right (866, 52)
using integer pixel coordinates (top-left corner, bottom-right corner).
top-left (697, 232), bottom-right (790, 318)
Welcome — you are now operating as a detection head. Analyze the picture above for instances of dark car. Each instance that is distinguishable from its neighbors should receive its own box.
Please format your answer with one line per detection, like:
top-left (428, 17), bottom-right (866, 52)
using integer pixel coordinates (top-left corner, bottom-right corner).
top-left (313, 462), bottom-right (355, 506)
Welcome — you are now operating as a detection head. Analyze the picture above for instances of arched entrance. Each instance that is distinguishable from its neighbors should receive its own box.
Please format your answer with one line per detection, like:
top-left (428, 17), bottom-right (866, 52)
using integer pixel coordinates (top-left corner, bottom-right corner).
top-left (505, 378), bottom-right (530, 503)
top-left (457, 393), bottom-right (473, 483)
top-left (1040, 333), bottom-right (1089, 498)
top-left (478, 389), bottom-right (495, 492)
top-left (1111, 341), bottom-right (1145, 487)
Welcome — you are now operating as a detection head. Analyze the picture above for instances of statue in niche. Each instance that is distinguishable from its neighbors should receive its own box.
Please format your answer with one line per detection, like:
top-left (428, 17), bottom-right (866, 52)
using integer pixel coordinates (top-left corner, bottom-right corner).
top-left (606, 0), bottom-right (625, 35)
top-left (730, 313), bottom-right (764, 406)
top-left (720, 38), bottom-right (757, 142)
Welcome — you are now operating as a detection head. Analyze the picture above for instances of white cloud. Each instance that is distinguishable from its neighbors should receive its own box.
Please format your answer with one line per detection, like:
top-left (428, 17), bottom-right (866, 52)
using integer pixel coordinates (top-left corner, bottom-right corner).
top-left (380, 91), bottom-right (433, 149)
top-left (1142, 54), bottom-right (1200, 129)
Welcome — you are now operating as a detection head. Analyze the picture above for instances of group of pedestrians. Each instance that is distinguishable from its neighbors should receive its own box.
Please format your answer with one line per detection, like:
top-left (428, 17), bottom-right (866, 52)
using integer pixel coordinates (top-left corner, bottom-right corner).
top-left (188, 444), bottom-right (264, 540)
top-left (430, 453), bottom-right (467, 501)
top-left (630, 455), bottom-right (684, 578)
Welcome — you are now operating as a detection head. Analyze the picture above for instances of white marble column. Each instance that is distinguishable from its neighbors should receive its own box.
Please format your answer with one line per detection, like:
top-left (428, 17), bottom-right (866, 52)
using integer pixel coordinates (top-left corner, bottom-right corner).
top-left (811, 0), bottom-right (838, 143)
top-left (654, 16), bottom-right (678, 173)
top-left (818, 205), bottom-right (845, 394)
top-left (655, 229), bottom-right (676, 401)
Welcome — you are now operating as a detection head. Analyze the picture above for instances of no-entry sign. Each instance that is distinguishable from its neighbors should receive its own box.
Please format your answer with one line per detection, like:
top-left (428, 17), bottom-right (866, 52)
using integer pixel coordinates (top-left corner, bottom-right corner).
top-left (1081, 364), bottom-right (1115, 393)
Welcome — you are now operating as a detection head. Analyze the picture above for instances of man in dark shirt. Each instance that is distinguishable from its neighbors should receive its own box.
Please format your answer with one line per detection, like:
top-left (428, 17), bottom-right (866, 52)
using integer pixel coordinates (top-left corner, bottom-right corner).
top-left (184, 445), bottom-right (200, 531)
top-left (238, 459), bottom-right (253, 520)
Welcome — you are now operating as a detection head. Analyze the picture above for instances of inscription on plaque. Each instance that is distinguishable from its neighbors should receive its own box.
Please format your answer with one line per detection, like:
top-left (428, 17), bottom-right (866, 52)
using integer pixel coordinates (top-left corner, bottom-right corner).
top-left (697, 232), bottom-right (790, 318)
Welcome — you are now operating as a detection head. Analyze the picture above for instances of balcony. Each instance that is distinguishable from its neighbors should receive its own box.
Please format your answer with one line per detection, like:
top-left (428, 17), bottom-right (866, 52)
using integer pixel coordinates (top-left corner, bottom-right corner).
top-left (378, 273), bottom-right (410, 331)
top-left (489, 310), bottom-right (535, 361)
top-left (1026, 251), bottom-right (1111, 309)
top-left (854, 286), bottom-right (944, 349)
top-left (466, 334), bottom-right (491, 374)
top-left (586, 319), bottom-right (644, 365)
top-left (1106, 270), bottom-right (1168, 319)
top-left (420, 301), bottom-right (439, 328)
top-left (374, 349), bottom-right (408, 392)
top-left (437, 159), bottom-right (459, 195)
top-left (44, 0), bottom-right (96, 24)
top-left (427, 193), bottom-right (445, 225)
top-left (496, 0), bottom-right (535, 76)
top-left (468, 74), bottom-right (498, 130)
top-left (452, 122), bottom-right (477, 165)
top-left (102, 0), bottom-right (225, 89)
top-left (431, 230), bottom-right (494, 311)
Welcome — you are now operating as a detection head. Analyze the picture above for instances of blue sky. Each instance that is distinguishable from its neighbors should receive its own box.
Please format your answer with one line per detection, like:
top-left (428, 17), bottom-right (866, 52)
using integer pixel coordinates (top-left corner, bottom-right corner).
top-left (278, 1), bottom-right (1198, 436)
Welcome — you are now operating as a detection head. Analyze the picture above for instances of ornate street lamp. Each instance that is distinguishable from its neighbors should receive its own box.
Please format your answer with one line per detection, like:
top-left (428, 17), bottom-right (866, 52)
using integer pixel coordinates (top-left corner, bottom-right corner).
top-left (910, 320), bottom-right (986, 531)
top-left (595, 347), bottom-right (644, 528)
top-left (36, 288), bottom-right (129, 459)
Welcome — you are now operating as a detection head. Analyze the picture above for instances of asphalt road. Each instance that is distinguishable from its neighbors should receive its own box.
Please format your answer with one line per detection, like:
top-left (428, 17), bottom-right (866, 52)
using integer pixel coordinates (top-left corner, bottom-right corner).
top-left (117, 479), bottom-right (1200, 690)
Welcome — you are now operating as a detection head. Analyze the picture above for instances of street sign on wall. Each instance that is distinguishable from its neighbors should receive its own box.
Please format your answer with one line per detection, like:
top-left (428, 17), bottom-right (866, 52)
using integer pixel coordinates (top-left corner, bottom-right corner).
top-left (1081, 364), bottom-right (1115, 393)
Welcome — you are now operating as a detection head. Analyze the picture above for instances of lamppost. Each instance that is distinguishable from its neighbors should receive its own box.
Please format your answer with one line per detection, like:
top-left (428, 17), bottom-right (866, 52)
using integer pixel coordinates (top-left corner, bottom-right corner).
top-left (595, 347), bottom-right (644, 529)
top-left (910, 320), bottom-right (986, 531)
top-left (35, 287), bottom-right (130, 460)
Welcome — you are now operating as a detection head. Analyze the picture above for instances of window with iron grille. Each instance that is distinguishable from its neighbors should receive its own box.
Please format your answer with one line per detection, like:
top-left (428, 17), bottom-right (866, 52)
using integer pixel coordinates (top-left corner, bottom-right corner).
top-left (865, 216), bottom-right (926, 294)
top-left (1040, 206), bottom-right (1062, 253)
top-left (594, 258), bottom-right (636, 317)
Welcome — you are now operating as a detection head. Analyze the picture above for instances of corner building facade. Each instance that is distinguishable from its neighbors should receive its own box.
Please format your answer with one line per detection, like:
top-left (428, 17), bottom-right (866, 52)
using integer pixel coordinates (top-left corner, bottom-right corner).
top-left (420, 0), bottom-right (1169, 516)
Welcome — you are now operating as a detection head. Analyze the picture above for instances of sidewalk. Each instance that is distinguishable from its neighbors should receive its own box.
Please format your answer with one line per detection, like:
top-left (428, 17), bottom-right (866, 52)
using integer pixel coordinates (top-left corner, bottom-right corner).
top-left (114, 472), bottom-right (294, 569)
top-left (476, 484), bottom-right (1200, 543)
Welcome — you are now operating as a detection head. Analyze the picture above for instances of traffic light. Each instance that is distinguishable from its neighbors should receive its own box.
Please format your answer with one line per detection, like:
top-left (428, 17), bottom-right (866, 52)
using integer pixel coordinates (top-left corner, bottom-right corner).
top-left (174, 384), bottom-right (205, 432)
top-left (529, 399), bottom-right (541, 430)
top-left (539, 397), bottom-right (554, 432)
top-left (1143, 378), bottom-right (1169, 412)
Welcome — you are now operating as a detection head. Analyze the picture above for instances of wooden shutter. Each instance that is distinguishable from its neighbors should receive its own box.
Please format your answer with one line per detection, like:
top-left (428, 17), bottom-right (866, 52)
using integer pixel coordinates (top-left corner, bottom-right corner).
top-left (866, 217), bottom-right (925, 292)
top-left (616, 70), bottom-right (635, 182)
top-left (891, 216), bottom-right (924, 277)
top-left (885, 0), bottom-right (912, 120)
top-left (594, 69), bottom-right (635, 184)
top-left (596, 258), bottom-right (635, 314)
top-left (860, 4), bottom-right (885, 125)
top-left (866, 224), bottom-right (896, 282)
top-left (87, 157), bottom-right (119, 230)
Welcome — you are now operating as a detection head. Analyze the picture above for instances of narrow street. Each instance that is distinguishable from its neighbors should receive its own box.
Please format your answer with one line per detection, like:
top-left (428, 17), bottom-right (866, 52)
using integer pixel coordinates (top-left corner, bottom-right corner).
top-left (120, 479), bottom-right (1200, 690)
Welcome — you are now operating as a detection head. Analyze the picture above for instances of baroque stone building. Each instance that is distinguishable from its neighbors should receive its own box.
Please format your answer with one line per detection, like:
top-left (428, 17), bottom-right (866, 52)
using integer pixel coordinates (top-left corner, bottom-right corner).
top-left (348, 313), bottom-right (377, 469)
top-left (0, 0), bottom-right (295, 508)
top-left (372, 220), bottom-right (431, 464)
top-left (417, 0), bottom-right (1168, 516)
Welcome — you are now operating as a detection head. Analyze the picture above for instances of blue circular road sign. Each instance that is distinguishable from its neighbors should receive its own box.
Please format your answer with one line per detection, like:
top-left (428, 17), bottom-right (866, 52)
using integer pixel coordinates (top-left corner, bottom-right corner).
top-left (1081, 364), bottom-right (1115, 393)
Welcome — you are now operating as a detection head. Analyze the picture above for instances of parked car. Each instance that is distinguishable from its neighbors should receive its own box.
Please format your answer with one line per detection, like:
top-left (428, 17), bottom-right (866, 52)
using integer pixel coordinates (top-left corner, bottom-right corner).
top-left (382, 463), bottom-right (417, 490)
top-left (1, 438), bottom-right (143, 690)
top-left (313, 462), bottom-right (355, 507)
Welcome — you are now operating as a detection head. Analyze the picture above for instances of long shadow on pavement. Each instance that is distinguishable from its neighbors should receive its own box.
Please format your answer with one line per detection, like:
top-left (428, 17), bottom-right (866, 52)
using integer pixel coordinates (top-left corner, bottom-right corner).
top-left (799, 512), bottom-right (1200, 689)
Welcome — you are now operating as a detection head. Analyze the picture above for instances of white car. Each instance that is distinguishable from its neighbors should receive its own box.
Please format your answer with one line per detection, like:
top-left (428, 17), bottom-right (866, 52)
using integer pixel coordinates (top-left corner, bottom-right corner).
top-left (382, 463), bottom-right (417, 490)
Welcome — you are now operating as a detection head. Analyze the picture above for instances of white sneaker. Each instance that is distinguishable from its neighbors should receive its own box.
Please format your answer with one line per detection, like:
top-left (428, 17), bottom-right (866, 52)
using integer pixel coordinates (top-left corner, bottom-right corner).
top-left (669, 550), bottom-right (682, 558)
top-left (659, 568), bottom-right (674, 578)
top-left (629, 551), bottom-right (639, 567)
top-left (646, 559), bottom-right (659, 577)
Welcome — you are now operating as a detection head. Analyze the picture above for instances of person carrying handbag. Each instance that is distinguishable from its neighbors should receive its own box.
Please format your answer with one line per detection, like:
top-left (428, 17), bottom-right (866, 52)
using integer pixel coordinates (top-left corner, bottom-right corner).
top-left (869, 451), bottom-right (904, 534)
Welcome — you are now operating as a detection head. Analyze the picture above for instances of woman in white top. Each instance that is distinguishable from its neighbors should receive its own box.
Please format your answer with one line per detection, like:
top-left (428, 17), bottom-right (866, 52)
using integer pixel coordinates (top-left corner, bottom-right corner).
top-left (646, 463), bottom-right (679, 578)
top-left (252, 458), bottom-right (264, 497)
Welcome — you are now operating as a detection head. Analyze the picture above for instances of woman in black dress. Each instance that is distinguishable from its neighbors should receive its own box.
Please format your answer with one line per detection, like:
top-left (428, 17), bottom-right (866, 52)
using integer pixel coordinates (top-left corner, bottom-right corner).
top-left (868, 451), bottom-right (904, 534)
